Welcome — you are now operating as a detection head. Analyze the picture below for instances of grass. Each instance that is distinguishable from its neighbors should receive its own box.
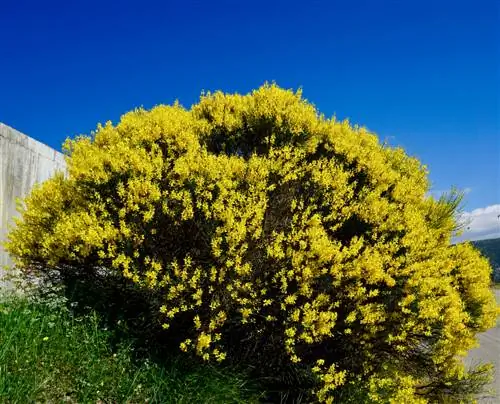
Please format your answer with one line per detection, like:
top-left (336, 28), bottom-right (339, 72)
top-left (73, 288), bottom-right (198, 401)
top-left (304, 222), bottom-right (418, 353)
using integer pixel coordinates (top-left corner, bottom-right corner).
top-left (0, 295), bottom-right (261, 403)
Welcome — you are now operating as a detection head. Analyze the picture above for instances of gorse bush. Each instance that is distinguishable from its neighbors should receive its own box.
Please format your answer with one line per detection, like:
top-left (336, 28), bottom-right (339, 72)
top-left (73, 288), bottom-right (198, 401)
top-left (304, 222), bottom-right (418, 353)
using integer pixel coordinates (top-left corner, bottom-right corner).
top-left (6, 84), bottom-right (499, 402)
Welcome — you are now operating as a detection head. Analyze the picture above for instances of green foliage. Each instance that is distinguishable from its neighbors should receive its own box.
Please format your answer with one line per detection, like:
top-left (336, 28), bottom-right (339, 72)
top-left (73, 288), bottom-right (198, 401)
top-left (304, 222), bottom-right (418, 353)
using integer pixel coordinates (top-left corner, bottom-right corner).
top-left (472, 238), bottom-right (500, 282)
top-left (0, 294), bottom-right (259, 403)
top-left (6, 83), bottom-right (499, 402)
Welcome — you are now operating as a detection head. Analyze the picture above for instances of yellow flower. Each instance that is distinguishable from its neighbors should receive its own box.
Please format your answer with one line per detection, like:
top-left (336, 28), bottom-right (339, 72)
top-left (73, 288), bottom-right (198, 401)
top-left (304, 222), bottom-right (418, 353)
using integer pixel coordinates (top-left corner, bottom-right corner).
top-left (196, 332), bottom-right (211, 352)
top-left (193, 315), bottom-right (202, 330)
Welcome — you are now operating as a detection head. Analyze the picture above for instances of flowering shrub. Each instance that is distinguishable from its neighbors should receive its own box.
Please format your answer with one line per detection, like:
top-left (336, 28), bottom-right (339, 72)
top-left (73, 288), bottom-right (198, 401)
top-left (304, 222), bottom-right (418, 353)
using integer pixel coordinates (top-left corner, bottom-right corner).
top-left (6, 84), bottom-right (498, 402)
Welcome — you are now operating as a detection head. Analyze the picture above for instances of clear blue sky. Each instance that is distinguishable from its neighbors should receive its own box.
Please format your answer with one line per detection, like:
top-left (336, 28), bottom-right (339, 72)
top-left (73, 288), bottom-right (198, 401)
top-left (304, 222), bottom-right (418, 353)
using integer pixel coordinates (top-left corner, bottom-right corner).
top-left (1, 0), bottom-right (498, 210)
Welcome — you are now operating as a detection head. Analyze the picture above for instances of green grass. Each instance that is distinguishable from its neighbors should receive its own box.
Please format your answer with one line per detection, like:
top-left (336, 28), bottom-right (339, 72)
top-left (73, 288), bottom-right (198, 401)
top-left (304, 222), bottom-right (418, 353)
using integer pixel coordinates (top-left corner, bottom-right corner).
top-left (0, 296), bottom-right (261, 403)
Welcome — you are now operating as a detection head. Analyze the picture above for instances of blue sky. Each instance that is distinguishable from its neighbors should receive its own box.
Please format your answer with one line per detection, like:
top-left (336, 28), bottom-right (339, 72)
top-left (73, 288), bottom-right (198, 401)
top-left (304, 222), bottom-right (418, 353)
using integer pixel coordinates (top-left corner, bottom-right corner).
top-left (1, 0), bottom-right (498, 237)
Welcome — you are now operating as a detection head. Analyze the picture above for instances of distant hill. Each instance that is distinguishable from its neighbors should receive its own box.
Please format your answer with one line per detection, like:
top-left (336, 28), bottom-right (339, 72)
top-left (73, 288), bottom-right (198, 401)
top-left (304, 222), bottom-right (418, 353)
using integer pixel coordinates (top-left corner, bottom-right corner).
top-left (472, 238), bottom-right (500, 282)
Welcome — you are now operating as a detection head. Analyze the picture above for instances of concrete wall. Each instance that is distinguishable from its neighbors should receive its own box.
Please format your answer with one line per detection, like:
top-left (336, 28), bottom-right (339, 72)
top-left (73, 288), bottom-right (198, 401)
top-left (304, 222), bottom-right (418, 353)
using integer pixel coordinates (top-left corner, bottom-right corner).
top-left (0, 123), bottom-right (66, 274)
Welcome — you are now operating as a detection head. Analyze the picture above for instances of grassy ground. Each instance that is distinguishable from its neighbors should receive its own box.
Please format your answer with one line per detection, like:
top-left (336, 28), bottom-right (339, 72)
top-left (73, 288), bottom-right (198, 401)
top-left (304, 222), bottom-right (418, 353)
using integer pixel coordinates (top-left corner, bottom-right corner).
top-left (0, 295), bottom-right (261, 403)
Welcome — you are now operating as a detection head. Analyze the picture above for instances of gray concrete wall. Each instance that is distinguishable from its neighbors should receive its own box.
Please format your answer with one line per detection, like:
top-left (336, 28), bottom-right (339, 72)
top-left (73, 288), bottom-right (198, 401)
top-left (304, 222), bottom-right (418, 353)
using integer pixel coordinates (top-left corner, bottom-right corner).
top-left (0, 123), bottom-right (66, 274)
